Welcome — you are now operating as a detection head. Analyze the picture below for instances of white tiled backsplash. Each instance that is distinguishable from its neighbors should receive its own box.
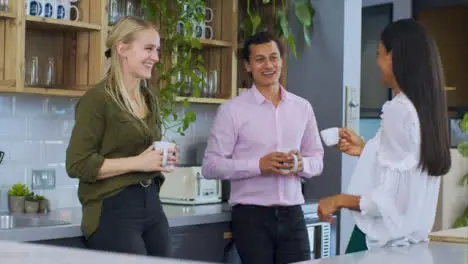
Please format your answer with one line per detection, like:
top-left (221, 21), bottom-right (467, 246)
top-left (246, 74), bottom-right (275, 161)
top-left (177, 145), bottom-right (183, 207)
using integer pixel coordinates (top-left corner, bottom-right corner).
top-left (0, 94), bottom-right (217, 211)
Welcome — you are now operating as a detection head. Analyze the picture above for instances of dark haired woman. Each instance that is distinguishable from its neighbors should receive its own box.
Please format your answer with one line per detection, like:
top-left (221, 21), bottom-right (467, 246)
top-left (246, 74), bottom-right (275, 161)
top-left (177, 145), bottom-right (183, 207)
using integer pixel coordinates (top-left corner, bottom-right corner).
top-left (318, 18), bottom-right (451, 253)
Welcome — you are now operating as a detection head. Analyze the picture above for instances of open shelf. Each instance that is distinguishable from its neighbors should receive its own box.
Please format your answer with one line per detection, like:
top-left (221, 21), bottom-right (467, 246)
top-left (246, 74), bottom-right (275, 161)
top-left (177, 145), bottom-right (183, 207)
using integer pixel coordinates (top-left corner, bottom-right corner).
top-left (22, 87), bottom-right (86, 97)
top-left (175, 96), bottom-right (227, 104)
top-left (199, 39), bottom-right (232, 48)
top-left (26, 16), bottom-right (101, 31)
top-left (0, 12), bottom-right (15, 19)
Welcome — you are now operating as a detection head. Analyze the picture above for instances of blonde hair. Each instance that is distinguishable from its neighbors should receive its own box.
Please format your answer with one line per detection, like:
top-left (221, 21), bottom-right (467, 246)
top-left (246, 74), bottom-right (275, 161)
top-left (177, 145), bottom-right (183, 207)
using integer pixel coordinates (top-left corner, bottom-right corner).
top-left (104, 16), bottom-right (159, 121)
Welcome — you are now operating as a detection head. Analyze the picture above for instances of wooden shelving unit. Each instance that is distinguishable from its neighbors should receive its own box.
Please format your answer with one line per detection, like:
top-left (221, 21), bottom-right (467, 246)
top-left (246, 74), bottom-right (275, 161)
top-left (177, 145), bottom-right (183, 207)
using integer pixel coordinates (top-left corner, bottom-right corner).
top-left (175, 96), bottom-right (227, 104)
top-left (0, 0), bottom-right (285, 104)
top-left (0, 11), bottom-right (15, 19)
top-left (0, 0), bottom-right (104, 98)
top-left (25, 16), bottom-right (102, 31)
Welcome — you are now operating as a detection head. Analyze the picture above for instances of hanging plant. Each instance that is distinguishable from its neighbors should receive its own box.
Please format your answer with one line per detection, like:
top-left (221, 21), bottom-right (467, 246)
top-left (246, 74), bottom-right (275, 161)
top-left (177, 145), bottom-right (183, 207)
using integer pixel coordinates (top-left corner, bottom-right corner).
top-left (243, 0), bottom-right (316, 58)
top-left (453, 112), bottom-right (468, 228)
top-left (140, 0), bottom-right (207, 139)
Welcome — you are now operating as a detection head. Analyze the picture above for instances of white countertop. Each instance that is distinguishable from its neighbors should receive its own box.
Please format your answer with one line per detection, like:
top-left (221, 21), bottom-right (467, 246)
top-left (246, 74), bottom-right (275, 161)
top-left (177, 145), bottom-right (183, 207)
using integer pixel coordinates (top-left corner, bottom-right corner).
top-left (0, 240), bottom-right (211, 264)
top-left (295, 242), bottom-right (467, 264)
top-left (2, 239), bottom-right (465, 264)
top-left (0, 202), bottom-right (319, 242)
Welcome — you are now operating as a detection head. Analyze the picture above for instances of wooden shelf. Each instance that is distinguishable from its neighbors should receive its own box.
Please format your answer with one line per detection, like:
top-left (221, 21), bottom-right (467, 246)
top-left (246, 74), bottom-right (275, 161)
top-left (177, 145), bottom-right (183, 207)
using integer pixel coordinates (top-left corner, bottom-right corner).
top-left (0, 12), bottom-right (15, 19)
top-left (22, 87), bottom-right (86, 97)
top-left (199, 39), bottom-right (232, 48)
top-left (0, 86), bottom-right (15, 93)
top-left (26, 16), bottom-right (101, 31)
top-left (158, 36), bottom-right (233, 48)
top-left (175, 96), bottom-right (227, 104)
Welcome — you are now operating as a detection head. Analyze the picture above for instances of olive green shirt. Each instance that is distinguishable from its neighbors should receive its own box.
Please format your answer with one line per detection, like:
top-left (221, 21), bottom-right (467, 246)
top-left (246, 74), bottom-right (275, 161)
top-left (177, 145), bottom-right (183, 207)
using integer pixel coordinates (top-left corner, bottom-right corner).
top-left (66, 80), bottom-right (163, 239)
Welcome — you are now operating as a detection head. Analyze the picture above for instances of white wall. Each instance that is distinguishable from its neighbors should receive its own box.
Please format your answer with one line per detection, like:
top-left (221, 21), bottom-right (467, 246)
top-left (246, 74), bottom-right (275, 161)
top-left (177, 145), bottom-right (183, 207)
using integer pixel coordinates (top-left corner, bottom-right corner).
top-left (340, 0), bottom-right (362, 254)
top-left (0, 94), bottom-right (217, 211)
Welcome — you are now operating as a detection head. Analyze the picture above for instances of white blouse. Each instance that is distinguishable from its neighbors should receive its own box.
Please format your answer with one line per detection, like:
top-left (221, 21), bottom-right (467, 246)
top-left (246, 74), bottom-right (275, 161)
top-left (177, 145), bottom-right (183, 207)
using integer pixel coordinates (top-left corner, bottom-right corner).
top-left (347, 92), bottom-right (441, 249)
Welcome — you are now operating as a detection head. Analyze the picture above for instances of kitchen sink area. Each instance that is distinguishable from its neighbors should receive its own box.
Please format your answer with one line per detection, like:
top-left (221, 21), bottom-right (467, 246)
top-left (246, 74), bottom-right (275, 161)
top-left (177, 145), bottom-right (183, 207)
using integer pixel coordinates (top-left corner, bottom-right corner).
top-left (0, 215), bottom-right (71, 229)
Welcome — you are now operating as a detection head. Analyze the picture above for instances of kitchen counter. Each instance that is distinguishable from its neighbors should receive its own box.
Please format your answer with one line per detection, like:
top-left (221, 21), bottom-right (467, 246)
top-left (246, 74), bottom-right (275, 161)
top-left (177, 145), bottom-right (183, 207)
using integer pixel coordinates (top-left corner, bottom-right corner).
top-left (0, 239), bottom-right (211, 264)
top-left (0, 202), bottom-right (318, 242)
top-left (1, 239), bottom-right (465, 264)
top-left (295, 242), bottom-right (467, 264)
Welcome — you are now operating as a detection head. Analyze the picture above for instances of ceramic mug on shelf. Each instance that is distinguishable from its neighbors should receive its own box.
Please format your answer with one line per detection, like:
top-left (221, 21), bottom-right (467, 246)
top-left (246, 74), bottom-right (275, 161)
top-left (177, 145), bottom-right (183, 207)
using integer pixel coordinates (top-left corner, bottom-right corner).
top-left (42, 0), bottom-right (55, 18)
top-left (56, 0), bottom-right (79, 21)
top-left (26, 0), bottom-right (44, 16)
top-left (193, 23), bottom-right (213, 39)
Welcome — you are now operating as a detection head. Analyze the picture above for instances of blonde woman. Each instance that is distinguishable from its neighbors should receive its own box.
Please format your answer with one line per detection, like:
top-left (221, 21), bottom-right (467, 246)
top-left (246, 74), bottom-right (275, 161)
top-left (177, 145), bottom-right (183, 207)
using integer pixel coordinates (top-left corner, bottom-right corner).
top-left (66, 17), bottom-right (178, 256)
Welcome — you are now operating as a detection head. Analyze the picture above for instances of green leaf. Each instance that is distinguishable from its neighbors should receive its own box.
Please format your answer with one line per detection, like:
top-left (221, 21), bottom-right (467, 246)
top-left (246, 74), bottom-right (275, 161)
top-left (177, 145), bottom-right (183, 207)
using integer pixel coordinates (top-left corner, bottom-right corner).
top-left (303, 26), bottom-right (311, 47)
top-left (250, 14), bottom-right (262, 35)
top-left (458, 173), bottom-right (468, 187)
top-left (458, 141), bottom-right (468, 157)
top-left (185, 111), bottom-right (197, 122)
top-left (287, 32), bottom-right (297, 58)
top-left (277, 10), bottom-right (289, 38)
top-left (460, 113), bottom-right (468, 133)
top-left (262, 0), bottom-right (271, 3)
top-left (294, 0), bottom-right (311, 27)
top-left (453, 216), bottom-right (468, 228)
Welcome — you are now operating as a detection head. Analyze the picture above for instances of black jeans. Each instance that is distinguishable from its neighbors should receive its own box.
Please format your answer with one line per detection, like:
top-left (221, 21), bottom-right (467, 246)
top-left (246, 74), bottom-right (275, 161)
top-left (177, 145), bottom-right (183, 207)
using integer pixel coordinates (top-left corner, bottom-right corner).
top-left (231, 204), bottom-right (311, 264)
top-left (87, 178), bottom-right (170, 257)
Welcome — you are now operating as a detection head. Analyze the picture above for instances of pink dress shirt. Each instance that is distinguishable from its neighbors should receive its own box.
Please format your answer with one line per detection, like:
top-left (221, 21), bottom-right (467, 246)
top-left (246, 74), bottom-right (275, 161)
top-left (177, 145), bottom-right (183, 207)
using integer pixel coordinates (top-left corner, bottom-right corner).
top-left (202, 85), bottom-right (324, 206)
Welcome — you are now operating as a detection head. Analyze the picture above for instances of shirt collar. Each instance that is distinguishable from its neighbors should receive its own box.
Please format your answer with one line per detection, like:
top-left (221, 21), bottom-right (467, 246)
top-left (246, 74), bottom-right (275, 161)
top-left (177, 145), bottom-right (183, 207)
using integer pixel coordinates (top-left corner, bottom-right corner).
top-left (250, 83), bottom-right (288, 104)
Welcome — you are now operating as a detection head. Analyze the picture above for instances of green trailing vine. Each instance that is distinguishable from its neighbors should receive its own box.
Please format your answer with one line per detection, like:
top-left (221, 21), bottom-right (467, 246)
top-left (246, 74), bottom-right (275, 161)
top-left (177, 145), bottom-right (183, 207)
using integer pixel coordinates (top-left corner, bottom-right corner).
top-left (141, 0), bottom-right (207, 139)
top-left (243, 0), bottom-right (316, 58)
top-left (453, 112), bottom-right (468, 228)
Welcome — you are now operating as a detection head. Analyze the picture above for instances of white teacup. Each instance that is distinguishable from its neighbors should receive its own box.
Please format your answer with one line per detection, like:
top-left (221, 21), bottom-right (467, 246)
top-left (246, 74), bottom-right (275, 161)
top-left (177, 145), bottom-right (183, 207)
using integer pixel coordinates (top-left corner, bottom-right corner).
top-left (320, 127), bottom-right (340, 146)
top-left (277, 148), bottom-right (298, 174)
top-left (153, 141), bottom-right (176, 168)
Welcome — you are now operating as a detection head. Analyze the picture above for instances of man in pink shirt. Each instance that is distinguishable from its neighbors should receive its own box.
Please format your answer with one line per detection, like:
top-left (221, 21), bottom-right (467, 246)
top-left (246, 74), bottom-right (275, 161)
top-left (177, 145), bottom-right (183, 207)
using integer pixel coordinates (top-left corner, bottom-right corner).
top-left (202, 31), bottom-right (324, 264)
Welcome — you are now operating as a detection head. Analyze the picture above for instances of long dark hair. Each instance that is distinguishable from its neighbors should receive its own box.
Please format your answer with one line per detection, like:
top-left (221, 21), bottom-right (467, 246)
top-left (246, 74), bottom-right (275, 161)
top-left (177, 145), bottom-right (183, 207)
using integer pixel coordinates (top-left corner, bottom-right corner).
top-left (380, 18), bottom-right (451, 176)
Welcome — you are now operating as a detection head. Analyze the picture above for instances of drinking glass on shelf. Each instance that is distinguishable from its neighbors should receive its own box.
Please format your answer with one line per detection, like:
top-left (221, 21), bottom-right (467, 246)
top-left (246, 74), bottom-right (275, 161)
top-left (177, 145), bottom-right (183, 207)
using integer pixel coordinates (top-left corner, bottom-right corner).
top-left (108, 0), bottom-right (120, 25)
top-left (45, 57), bottom-right (55, 88)
top-left (26, 56), bottom-right (39, 87)
top-left (125, 0), bottom-right (135, 16)
top-left (0, 0), bottom-right (8, 12)
top-left (208, 70), bottom-right (218, 98)
top-left (201, 73), bottom-right (209, 97)
top-left (182, 75), bottom-right (192, 96)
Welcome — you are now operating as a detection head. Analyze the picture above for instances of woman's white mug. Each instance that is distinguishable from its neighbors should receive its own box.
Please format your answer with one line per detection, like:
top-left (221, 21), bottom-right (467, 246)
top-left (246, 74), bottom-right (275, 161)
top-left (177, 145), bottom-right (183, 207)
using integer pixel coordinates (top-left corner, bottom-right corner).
top-left (153, 141), bottom-right (176, 168)
top-left (320, 127), bottom-right (340, 146)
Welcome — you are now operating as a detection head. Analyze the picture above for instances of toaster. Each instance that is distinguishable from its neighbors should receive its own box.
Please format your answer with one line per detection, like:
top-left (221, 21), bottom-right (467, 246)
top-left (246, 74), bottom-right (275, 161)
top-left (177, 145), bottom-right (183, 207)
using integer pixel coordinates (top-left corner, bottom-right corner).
top-left (160, 166), bottom-right (222, 205)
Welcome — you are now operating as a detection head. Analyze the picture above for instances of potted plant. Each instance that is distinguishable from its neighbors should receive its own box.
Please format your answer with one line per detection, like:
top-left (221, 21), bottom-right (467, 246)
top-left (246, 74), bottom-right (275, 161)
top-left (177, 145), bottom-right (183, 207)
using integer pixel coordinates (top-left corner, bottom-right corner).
top-left (36, 194), bottom-right (49, 213)
top-left (24, 193), bottom-right (40, 213)
top-left (142, 0), bottom-right (207, 139)
top-left (453, 112), bottom-right (468, 228)
top-left (7, 183), bottom-right (31, 213)
top-left (241, 0), bottom-right (316, 58)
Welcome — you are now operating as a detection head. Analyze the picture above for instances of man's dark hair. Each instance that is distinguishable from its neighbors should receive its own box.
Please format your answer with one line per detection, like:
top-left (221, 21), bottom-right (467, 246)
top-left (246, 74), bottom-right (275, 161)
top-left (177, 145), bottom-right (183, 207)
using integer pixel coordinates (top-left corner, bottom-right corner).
top-left (242, 31), bottom-right (284, 62)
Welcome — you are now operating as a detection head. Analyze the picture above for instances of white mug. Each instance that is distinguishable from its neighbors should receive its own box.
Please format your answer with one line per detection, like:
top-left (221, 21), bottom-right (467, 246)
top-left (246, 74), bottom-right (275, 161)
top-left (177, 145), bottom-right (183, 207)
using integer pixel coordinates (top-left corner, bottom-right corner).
top-left (194, 6), bottom-right (213, 22)
top-left (277, 148), bottom-right (298, 174)
top-left (42, 0), bottom-right (55, 18)
top-left (320, 127), bottom-right (340, 147)
top-left (56, 0), bottom-right (79, 21)
top-left (193, 23), bottom-right (213, 39)
top-left (26, 0), bottom-right (44, 16)
top-left (153, 141), bottom-right (176, 168)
